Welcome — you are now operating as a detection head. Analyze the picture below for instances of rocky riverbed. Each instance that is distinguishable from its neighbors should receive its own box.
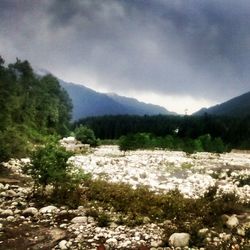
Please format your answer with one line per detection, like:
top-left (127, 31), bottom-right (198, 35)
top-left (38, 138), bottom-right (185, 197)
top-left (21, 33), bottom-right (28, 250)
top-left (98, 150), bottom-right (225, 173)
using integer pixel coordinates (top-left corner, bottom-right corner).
top-left (70, 146), bottom-right (250, 200)
top-left (1, 147), bottom-right (250, 249)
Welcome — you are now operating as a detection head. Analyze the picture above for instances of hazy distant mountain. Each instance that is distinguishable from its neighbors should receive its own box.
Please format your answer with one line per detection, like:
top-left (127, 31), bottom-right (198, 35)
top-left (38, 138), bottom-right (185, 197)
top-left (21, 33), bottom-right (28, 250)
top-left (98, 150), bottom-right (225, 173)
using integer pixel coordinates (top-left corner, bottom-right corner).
top-left (194, 91), bottom-right (250, 117)
top-left (59, 80), bottom-right (175, 120)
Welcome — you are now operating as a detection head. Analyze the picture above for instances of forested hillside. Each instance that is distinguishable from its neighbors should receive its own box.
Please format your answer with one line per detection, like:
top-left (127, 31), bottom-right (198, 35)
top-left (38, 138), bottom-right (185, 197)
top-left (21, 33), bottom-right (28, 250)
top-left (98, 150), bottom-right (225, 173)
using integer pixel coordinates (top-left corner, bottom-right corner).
top-left (0, 56), bottom-right (72, 161)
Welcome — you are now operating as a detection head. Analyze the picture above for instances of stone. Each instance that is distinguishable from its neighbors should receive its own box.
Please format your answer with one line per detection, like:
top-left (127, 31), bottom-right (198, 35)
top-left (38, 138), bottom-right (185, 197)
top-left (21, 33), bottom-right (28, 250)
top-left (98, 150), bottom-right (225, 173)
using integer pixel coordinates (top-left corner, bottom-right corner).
top-left (243, 221), bottom-right (250, 229)
top-left (39, 205), bottom-right (58, 214)
top-left (87, 216), bottom-right (95, 223)
top-left (120, 240), bottom-right (131, 248)
top-left (151, 240), bottom-right (162, 247)
top-left (71, 216), bottom-right (88, 224)
top-left (198, 228), bottom-right (209, 237)
top-left (6, 216), bottom-right (15, 221)
top-left (109, 222), bottom-right (117, 229)
top-left (23, 207), bottom-right (38, 217)
top-left (213, 237), bottom-right (220, 242)
top-left (59, 240), bottom-right (68, 250)
top-left (237, 227), bottom-right (245, 236)
top-left (226, 215), bottom-right (239, 229)
top-left (1, 209), bottom-right (13, 217)
top-left (5, 190), bottom-right (17, 197)
top-left (169, 233), bottom-right (190, 248)
top-left (106, 238), bottom-right (118, 247)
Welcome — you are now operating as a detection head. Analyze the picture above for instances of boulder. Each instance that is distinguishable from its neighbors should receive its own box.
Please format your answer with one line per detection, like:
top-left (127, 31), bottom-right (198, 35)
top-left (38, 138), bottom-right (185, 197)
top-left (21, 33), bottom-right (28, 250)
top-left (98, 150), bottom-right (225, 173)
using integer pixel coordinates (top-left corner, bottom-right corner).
top-left (198, 228), bottom-right (209, 237)
top-left (106, 238), bottom-right (118, 247)
top-left (226, 215), bottom-right (239, 229)
top-left (1, 209), bottom-right (13, 217)
top-left (71, 216), bottom-right (88, 224)
top-left (39, 205), bottom-right (58, 214)
top-left (23, 207), bottom-right (38, 217)
top-left (59, 240), bottom-right (68, 250)
top-left (5, 190), bottom-right (17, 197)
top-left (237, 227), bottom-right (245, 236)
top-left (169, 233), bottom-right (190, 248)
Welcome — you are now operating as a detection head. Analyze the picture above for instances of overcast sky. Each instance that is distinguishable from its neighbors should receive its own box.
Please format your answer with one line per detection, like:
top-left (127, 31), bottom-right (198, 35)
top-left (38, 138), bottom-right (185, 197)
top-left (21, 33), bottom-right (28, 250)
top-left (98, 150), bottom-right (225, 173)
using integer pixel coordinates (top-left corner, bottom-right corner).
top-left (0, 0), bottom-right (250, 114)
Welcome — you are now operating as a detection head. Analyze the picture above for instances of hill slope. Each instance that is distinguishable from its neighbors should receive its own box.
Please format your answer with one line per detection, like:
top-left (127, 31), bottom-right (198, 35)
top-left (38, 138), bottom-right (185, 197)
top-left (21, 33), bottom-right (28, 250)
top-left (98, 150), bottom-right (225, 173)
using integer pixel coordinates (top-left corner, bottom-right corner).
top-left (194, 91), bottom-right (250, 117)
top-left (59, 80), bottom-right (175, 120)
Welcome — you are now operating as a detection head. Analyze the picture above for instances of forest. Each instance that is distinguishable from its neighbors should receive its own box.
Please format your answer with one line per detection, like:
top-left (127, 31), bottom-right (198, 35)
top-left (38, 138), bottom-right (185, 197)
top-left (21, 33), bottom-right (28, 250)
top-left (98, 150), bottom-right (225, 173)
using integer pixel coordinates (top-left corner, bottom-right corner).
top-left (77, 114), bottom-right (250, 151)
top-left (0, 56), bottom-right (72, 162)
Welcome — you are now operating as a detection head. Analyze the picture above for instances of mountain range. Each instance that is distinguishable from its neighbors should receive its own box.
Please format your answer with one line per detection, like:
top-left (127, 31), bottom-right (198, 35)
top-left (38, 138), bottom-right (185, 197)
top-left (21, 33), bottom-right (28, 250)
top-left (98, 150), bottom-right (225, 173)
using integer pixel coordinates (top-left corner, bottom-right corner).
top-left (59, 80), bottom-right (175, 120)
top-left (194, 91), bottom-right (250, 117)
top-left (37, 69), bottom-right (250, 119)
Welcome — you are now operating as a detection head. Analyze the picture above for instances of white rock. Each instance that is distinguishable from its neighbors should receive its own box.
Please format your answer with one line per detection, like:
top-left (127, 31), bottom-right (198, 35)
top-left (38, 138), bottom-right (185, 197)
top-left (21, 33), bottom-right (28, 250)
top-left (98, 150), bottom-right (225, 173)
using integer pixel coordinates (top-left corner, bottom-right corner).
top-left (120, 240), bottom-right (131, 247)
top-left (169, 233), bottom-right (190, 248)
top-left (151, 240), bottom-right (162, 247)
top-left (237, 227), bottom-right (245, 236)
top-left (226, 215), bottom-right (239, 229)
top-left (71, 216), bottom-right (88, 224)
top-left (23, 207), bottom-right (38, 216)
top-left (198, 228), bottom-right (209, 237)
top-left (39, 205), bottom-right (58, 214)
top-left (6, 216), bottom-right (15, 221)
top-left (5, 190), bottom-right (17, 197)
top-left (1, 209), bottom-right (13, 217)
top-left (106, 238), bottom-right (118, 246)
top-left (87, 216), bottom-right (95, 223)
top-left (59, 240), bottom-right (68, 250)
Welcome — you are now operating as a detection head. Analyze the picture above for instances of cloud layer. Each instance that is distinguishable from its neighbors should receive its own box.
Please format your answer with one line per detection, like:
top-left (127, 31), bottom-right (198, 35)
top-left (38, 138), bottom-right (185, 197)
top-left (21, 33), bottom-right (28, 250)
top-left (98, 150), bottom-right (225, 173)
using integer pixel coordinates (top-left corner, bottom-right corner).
top-left (0, 0), bottom-right (250, 111)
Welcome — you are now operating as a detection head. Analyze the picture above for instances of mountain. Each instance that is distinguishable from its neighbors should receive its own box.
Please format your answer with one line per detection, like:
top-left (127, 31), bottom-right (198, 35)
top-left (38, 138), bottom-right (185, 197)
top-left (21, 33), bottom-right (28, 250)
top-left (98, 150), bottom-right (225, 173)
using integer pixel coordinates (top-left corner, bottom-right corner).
top-left (59, 80), bottom-right (175, 120)
top-left (194, 91), bottom-right (250, 117)
top-left (107, 93), bottom-right (172, 116)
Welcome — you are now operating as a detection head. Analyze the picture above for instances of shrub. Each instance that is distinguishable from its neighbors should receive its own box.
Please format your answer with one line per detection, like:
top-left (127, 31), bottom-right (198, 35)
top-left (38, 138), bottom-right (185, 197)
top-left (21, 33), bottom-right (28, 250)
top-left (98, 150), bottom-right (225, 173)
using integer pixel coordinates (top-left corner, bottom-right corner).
top-left (25, 139), bottom-right (90, 197)
top-left (75, 125), bottom-right (99, 147)
top-left (118, 133), bottom-right (228, 153)
top-left (97, 212), bottom-right (111, 227)
top-left (118, 133), bottom-right (151, 151)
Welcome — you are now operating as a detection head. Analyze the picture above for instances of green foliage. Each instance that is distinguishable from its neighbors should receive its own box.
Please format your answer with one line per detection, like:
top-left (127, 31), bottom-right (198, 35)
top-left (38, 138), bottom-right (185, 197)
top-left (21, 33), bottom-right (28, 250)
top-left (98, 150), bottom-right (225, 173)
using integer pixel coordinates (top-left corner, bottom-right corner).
top-left (119, 133), bottom-right (150, 151)
top-left (25, 140), bottom-right (90, 198)
top-left (77, 114), bottom-right (250, 150)
top-left (81, 179), bottom-right (247, 241)
top-left (75, 125), bottom-right (99, 147)
top-left (25, 140), bottom-right (73, 189)
top-left (0, 56), bottom-right (72, 162)
top-left (96, 212), bottom-right (111, 227)
top-left (118, 132), bottom-right (228, 153)
top-left (81, 179), bottom-right (247, 247)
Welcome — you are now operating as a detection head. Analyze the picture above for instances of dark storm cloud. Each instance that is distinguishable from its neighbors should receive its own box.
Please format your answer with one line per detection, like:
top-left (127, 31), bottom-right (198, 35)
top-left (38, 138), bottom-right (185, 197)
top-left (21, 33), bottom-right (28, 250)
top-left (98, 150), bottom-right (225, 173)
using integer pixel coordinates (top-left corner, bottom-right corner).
top-left (0, 0), bottom-right (250, 102)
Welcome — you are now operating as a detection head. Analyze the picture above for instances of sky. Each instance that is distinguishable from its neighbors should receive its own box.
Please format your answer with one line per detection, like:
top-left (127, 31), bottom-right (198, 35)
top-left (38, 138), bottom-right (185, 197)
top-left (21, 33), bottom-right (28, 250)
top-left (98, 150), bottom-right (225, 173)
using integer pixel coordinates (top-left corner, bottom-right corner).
top-left (0, 0), bottom-right (250, 114)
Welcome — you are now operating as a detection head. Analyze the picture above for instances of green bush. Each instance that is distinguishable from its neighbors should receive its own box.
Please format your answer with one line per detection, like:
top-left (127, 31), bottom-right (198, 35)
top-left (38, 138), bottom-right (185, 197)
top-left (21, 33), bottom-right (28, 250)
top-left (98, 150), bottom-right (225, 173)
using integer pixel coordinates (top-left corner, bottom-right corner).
top-left (97, 212), bottom-right (111, 227)
top-left (75, 125), bottom-right (99, 147)
top-left (118, 132), bottom-right (228, 153)
top-left (25, 139), bottom-right (90, 196)
top-left (119, 133), bottom-right (151, 151)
